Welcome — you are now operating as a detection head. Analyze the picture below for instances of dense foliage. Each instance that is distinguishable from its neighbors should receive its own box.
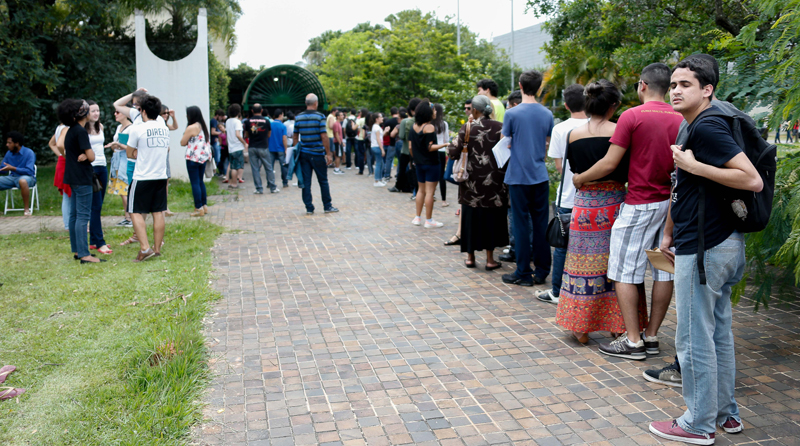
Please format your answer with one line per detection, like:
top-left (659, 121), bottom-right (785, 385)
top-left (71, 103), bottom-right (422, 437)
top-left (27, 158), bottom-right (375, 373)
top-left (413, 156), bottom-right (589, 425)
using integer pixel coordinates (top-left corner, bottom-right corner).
top-left (304, 10), bottom-right (522, 129)
top-left (0, 0), bottom-right (239, 163)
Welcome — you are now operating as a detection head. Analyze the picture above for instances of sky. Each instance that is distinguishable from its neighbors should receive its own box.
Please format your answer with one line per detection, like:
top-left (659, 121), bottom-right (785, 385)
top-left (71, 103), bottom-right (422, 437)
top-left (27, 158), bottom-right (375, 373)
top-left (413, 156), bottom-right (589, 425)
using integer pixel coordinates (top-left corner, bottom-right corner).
top-left (229, 0), bottom-right (545, 69)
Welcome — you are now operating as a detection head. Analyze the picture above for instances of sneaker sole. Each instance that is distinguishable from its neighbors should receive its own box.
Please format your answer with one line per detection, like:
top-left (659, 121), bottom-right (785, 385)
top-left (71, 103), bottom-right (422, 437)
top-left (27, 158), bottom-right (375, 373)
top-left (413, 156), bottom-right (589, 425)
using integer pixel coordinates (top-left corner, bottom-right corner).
top-left (599, 349), bottom-right (646, 360)
top-left (642, 371), bottom-right (683, 387)
top-left (536, 295), bottom-right (558, 304)
top-left (722, 424), bottom-right (743, 434)
top-left (648, 424), bottom-right (714, 445)
top-left (646, 347), bottom-right (660, 355)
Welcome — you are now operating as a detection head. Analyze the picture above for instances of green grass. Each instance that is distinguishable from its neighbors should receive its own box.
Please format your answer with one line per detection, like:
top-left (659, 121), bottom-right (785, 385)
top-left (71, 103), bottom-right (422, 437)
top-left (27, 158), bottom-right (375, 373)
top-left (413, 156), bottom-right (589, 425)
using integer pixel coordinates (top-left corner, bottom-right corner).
top-left (0, 220), bottom-right (224, 445)
top-left (777, 143), bottom-right (800, 157)
top-left (5, 165), bottom-right (227, 217)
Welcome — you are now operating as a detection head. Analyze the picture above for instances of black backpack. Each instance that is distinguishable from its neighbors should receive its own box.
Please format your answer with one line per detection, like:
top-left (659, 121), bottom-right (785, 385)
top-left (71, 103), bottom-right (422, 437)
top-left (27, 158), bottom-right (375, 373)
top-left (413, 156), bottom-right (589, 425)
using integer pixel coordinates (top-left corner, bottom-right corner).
top-left (687, 107), bottom-right (777, 284)
top-left (344, 118), bottom-right (358, 138)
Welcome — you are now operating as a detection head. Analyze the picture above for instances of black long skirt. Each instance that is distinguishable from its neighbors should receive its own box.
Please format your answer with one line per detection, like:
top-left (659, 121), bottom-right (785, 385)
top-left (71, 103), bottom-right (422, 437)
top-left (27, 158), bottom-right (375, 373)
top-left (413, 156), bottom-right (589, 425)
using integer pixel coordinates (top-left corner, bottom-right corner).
top-left (461, 205), bottom-right (509, 253)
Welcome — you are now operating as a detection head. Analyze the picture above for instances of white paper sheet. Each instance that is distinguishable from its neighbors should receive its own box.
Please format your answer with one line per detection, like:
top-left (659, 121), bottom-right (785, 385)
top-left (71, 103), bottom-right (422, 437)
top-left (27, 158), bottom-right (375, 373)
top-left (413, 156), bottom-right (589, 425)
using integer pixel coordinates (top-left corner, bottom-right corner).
top-left (285, 145), bottom-right (295, 165)
top-left (492, 136), bottom-right (511, 168)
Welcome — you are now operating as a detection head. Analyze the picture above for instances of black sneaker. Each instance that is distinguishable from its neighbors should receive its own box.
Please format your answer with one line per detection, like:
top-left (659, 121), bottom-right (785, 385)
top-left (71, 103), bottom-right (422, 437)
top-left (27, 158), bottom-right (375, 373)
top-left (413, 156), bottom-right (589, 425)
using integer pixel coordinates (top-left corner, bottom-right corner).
top-left (499, 252), bottom-right (516, 262)
top-left (537, 290), bottom-right (559, 304)
top-left (502, 273), bottom-right (533, 287)
top-left (643, 361), bottom-right (682, 387)
top-left (598, 333), bottom-right (646, 360)
top-left (324, 207), bottom-right (339, 213)
top-left (641, 331), bottom-right (659, 355)
top-left (306, 210), bottom-right (314, 215)
top-left (388, 187), bottom-right (400, 193)
top-left (532, 275), bottom-right (547, 285)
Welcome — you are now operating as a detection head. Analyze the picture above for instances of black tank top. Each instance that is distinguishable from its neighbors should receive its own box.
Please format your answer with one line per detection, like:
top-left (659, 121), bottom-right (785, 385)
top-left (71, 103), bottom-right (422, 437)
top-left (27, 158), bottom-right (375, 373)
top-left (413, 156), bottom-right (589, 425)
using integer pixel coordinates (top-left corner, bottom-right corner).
top-left (409, 129), bottom-right (439, 165)
top-left (567, 136), bottom-right (628, 184)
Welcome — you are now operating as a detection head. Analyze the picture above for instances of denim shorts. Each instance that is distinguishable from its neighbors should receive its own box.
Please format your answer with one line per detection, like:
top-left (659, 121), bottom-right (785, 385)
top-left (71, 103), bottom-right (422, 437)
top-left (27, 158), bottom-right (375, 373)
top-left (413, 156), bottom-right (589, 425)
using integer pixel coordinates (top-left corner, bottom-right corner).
top-left (415, 164), bottom-right (440, 183)
top-left (0, 174), bottom-right (36, 190)
top-left (229, 151), bottom-right (245, 170)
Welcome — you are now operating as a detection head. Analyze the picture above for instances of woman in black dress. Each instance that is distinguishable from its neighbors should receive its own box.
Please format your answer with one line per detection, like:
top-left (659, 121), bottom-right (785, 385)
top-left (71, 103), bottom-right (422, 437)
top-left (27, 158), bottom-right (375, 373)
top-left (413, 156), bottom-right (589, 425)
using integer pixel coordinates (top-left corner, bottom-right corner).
top-left (447, 95), bottom-right (507, 269)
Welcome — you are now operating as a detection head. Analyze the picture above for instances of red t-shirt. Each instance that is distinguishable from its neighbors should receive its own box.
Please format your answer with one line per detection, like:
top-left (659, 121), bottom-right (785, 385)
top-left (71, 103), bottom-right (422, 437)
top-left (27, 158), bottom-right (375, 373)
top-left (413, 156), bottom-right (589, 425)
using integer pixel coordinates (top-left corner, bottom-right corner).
top-left (610, 101), bottom-right (683, 205)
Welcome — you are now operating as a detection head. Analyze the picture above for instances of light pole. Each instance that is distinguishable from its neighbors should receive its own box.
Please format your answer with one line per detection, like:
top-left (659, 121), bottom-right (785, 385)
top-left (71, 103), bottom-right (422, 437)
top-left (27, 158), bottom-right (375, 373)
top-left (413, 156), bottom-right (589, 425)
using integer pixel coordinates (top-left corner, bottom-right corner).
top-left (457, 0), bottom-right (461, 55)
top-left (510, 0), bottom-right (515, 91)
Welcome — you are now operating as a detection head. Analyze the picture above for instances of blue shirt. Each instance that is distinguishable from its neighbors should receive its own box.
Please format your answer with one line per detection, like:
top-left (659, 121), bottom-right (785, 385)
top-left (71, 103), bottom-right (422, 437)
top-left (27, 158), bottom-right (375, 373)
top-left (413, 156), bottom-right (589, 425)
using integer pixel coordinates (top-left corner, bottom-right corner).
top-left (269, 120), bottom-right (287, 153)
top-left (502, 103), bottom-right (554, 185)
top-left (2, 146), bottom-right (36, 177)
top-left (295, 110), bottom-right (327, 155)
top-left (210, 118), bottom-right (219, 144)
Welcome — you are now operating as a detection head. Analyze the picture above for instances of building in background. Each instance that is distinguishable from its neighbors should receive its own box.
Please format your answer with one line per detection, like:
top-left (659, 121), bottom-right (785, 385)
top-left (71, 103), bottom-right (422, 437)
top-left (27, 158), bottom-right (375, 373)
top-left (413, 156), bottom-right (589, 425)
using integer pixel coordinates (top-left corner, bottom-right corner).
top-left (492, 23), bottom-right (551, 71)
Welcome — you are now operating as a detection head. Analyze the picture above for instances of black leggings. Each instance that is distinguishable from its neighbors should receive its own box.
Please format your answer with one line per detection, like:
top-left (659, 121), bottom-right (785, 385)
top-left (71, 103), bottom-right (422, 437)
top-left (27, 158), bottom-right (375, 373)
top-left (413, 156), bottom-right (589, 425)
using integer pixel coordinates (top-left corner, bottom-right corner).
top-left (438, 151), bottom-right (447, 202)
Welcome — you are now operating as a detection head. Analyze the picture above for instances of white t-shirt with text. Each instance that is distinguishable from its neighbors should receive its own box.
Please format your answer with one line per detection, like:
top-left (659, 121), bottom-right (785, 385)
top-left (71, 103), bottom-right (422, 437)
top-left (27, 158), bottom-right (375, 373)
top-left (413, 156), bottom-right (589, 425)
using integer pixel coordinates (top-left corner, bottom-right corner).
top-left (127, 119), bottom-right (170, 181)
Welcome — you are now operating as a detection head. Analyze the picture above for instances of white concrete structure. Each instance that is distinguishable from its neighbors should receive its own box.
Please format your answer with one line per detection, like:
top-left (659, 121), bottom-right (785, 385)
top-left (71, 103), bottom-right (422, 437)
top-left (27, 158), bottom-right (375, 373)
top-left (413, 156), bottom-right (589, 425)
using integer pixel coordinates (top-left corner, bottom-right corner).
top-left (493, 23), bottom-right (551, 70)
top-left (135, 8), bottom-right (210, 181)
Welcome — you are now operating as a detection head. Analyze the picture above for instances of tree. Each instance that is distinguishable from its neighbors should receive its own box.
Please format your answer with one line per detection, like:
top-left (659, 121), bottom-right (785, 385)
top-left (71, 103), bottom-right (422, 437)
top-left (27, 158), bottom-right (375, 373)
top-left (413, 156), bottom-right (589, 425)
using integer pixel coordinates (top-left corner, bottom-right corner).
top-left (208, 47), bottom-right (230, 115)
top-left (227, 63), bottom-right (261, 107)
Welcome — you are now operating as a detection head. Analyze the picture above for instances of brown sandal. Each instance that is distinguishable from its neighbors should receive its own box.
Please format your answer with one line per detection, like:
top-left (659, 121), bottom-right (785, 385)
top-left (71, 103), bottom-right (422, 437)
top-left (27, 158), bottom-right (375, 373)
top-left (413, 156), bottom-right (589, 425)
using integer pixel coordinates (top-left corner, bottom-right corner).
top-left (120, 235), bottom-right (139, 246)
top-left (0, 366), bottom-right (16, 384)
top-left (0, 387), bottom-right (25, 400)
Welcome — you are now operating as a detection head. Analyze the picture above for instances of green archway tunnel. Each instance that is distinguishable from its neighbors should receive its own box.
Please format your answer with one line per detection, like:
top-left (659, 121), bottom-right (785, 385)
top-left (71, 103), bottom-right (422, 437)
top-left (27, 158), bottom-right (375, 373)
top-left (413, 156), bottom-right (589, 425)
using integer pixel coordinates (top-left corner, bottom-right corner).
top-left (242, 64), bottom-right (328, 115)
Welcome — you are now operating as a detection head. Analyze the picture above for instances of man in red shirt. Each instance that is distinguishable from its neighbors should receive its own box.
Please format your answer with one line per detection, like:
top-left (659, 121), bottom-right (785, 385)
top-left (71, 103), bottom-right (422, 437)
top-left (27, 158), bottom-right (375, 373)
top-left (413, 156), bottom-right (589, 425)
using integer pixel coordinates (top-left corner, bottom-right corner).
top-left (573, 63), bottom-right (683, 360)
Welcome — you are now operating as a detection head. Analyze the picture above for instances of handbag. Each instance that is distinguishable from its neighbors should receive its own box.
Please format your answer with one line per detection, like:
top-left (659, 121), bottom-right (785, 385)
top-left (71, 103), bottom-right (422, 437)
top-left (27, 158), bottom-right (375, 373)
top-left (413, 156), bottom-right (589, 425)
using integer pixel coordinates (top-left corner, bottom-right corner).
top-left (205, 155), bottom-right (216, 178)
top-left (452, 121), bottom-right (471, 183)
top-left (546, 129), bottom-right (573, 248)
top-left (92, 173), bottom-right (103, 193)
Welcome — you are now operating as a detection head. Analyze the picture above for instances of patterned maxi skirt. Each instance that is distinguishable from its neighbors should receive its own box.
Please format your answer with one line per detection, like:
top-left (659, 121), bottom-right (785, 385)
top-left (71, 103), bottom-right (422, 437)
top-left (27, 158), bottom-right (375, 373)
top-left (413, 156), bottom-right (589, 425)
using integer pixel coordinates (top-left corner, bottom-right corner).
top-left (556, 181), bottom-right (648, 334)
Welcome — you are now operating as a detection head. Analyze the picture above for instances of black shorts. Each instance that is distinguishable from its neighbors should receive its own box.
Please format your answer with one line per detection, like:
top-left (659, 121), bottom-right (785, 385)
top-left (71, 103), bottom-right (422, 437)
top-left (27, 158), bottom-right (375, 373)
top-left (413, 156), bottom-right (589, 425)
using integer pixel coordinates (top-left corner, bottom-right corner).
top-left (128, 179), bottom-right (168, 214)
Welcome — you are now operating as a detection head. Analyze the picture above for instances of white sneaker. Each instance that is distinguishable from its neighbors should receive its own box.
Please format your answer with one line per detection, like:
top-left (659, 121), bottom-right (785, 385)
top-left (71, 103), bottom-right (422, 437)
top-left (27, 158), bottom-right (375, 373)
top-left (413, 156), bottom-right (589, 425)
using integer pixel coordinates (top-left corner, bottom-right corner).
top-left (424, 220), bottom-right (444, 228)
top-left (374, 181), bottom-right (385, 187)
top-left (411, 216), bottom-right (421, 226)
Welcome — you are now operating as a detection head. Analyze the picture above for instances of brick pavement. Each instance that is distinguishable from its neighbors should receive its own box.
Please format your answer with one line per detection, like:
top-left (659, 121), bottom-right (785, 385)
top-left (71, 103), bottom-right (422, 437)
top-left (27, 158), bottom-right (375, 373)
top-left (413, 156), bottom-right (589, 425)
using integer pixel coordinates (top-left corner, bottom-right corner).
top-left (187, 170), bottom-right (800, 446)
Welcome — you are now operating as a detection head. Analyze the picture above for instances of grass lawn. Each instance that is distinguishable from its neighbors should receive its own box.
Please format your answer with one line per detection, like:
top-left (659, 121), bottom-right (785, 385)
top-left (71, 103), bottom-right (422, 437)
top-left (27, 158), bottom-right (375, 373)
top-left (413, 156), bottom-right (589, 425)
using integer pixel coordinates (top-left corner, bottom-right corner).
top-left (0, 220), bottom-right (223, 444)
top-left (4, 165), bottom-right (227, 217)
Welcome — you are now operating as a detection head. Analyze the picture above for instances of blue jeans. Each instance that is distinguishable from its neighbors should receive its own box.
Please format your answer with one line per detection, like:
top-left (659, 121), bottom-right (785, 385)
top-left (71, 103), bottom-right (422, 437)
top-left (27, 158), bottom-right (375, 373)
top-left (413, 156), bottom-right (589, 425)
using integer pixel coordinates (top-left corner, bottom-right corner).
top-left (62, 192), bottom-right (71, 230)
top-left (371, 146), bottom-right (385, 181)
top-left (212, 141), bottom-right (221, 164)
top-left (299, 152), bottom-right (332, 212)
top-left (69, 184), bottom-right (93, 258)
top-left (383, 143), bottom-right (396, 179)
top-left (90, 165), bottom-right (107, 247)
top-left (186, 160), bottom-right (207, 209)
top-left (551, 206), bottom-right (571, 295)
top-left (675, 232), bottom-right (745, 436)
top-left (509, 182), bottom-right (551, 281)
top-left (267, 151), bottom-right (287, 189)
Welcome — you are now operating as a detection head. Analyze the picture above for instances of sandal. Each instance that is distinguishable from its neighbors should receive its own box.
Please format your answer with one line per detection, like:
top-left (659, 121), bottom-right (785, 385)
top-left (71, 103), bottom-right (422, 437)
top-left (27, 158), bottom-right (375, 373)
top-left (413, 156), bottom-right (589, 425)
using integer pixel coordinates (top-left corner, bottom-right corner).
top-left (222, 178), bottom-right (229, 183)
top-left (97, 245), bottom-right (113, 255)
top-left (464, 259), bottom-right (476, 269)
top-left (455, 209), bottom-right (460, 216)
top-left (485, 262), bottom-right (502, 271)
top-left (120, 235), bottom-right (139, 246)
top-left (573, 332), bottom-right (589, 344)
top-left (444, 235), bottom-right (461, 246)
top-left (441, 201), bottom-right (450, 207)
top-left (0, 366), bottom-right (16, 384)
top-left (0, 387), bottom-right (26, 400)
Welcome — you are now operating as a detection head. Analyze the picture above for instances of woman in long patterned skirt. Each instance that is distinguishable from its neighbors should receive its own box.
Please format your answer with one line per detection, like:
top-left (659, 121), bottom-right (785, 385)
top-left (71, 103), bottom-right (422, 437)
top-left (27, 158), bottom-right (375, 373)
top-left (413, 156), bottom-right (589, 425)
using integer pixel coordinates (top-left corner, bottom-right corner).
top-left (555, 80), bottom-right (648, 344)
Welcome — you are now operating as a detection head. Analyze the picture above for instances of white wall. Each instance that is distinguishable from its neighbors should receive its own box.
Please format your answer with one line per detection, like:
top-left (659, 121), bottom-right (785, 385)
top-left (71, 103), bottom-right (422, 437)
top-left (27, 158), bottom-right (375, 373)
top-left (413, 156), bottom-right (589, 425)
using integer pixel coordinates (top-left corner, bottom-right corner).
top-left (135, 8), bottom-right (210, 181)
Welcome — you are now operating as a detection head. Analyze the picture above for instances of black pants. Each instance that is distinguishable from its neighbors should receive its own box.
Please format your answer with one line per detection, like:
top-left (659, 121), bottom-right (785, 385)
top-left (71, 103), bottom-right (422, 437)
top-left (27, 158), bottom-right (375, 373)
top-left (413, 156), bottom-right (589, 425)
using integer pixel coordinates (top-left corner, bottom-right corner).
top-left (437, 151), bottom-right (447, 201)
top-left (395, 153), bottom-right (412, 192)
top-left (345, 138), bottom-right (356, 168)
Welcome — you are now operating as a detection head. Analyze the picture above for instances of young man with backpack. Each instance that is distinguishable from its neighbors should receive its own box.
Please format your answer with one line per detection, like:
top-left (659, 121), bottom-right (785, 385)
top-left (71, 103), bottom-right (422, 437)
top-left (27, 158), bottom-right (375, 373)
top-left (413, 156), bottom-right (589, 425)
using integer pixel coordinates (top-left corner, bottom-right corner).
top-left (344, 111), bottom-right (358, 169)
top-left (648, 56), bottom-right (767, 445)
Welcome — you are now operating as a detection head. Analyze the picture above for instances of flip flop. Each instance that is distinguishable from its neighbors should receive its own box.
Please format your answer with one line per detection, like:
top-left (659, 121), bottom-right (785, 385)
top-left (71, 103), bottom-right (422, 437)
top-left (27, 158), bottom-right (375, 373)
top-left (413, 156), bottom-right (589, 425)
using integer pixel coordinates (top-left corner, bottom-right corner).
top-left (464, 260), bottom-right (476, 268)
top-left (485, 262), bottom-right (502, 271)
top-left (0, 387), bottom-right (25, 400)
top-left (0, 366), bottom-right (16, 384)
top-left (97, 245), bottom-right (113, 255)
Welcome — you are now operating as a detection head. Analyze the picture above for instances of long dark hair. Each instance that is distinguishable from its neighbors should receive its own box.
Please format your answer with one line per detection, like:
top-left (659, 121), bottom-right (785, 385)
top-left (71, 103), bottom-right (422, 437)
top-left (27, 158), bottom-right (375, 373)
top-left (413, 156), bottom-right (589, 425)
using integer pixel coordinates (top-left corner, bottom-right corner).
top-left (186, 106), bottom-right (209, 141)
top-left (432, 103), bottom-right (446, 133)
top-left (84, 100), bottom-right (101, 134)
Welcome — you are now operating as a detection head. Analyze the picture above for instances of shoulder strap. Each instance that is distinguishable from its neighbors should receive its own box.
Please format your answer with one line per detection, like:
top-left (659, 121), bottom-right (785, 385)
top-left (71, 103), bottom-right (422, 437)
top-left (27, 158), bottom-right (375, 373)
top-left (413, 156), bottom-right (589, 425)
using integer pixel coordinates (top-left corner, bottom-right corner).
top-left (556, 129), bottom-right (574, 208)
top-left (463, 121), bottom-right (471, 150)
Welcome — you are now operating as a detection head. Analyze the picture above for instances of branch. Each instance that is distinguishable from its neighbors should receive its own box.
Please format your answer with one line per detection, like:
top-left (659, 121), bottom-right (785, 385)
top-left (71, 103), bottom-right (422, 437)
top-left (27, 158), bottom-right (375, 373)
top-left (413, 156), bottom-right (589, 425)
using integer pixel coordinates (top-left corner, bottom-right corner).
top-left (715, 0), bottom-right (741, 35)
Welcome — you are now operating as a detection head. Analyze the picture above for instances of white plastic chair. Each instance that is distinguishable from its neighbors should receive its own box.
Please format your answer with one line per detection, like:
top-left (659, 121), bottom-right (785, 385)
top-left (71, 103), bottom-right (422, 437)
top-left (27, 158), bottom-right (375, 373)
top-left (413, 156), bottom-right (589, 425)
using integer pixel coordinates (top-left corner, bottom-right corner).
top-left (4, 165), bottom-right (39, 215)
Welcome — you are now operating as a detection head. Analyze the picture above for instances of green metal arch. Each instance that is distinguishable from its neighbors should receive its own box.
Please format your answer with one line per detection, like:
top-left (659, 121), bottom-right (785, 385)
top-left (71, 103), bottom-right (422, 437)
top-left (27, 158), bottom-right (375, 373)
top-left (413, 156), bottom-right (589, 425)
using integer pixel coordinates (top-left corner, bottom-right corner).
top-left (242, 64), bottom-right (328, 112)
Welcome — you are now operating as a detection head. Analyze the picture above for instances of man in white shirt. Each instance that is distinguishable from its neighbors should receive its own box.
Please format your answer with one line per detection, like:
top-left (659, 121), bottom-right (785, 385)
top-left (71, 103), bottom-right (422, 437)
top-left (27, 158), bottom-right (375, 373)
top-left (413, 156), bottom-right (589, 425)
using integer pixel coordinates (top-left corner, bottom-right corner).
top-left (537, 84), bottom-right (588, 304)
top-left (125, 94), bottom-right (170, 262)
top-left (226, 104), bottom-right (248, 188)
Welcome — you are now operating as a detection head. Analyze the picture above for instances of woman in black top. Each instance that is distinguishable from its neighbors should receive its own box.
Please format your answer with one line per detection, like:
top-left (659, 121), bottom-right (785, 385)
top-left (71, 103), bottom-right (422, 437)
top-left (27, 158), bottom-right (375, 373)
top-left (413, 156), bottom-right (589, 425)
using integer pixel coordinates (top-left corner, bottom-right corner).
top-left (554, 80), bottom-right (632, 344)
top-left (58, 99), bottom-right (104, 264)
top-left (409, 101), bottom-right (448, 228)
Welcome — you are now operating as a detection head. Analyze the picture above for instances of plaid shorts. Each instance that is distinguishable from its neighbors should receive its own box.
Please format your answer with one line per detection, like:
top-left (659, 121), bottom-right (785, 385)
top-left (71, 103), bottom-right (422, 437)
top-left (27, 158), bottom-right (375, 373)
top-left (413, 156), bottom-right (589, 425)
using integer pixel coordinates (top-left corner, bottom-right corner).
top-left (607, 199), bottom-right (674, 283)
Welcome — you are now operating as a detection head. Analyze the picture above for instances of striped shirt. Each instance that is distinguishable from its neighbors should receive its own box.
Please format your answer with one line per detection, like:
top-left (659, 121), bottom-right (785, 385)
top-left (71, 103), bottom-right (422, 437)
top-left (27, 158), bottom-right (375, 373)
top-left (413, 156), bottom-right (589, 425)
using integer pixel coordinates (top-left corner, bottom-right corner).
top-left (295, 110), bottom-right (327, 155)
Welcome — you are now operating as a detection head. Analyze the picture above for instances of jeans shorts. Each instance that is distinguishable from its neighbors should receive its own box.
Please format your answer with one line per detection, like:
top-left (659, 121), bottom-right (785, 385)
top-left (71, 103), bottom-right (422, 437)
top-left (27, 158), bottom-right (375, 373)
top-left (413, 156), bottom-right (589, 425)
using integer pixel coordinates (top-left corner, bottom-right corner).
top-left (415, 164), bottom-right (440, 183)
top-left (229, 150), bottom-right (245, 170)
top-left (0, 174), bottom-right (36, 190)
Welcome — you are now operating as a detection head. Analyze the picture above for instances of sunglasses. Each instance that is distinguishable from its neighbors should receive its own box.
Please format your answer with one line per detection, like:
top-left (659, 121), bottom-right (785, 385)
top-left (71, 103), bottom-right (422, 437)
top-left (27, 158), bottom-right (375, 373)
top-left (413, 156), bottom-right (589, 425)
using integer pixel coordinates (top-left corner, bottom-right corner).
top-left (634, 80), bottom-right (648, 90)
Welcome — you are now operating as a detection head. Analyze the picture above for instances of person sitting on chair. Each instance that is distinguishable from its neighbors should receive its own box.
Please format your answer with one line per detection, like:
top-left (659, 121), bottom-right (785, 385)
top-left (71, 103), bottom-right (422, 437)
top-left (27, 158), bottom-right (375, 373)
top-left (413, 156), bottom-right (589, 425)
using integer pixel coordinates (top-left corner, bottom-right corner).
top-left (1, 131), bottom-right (37, 216)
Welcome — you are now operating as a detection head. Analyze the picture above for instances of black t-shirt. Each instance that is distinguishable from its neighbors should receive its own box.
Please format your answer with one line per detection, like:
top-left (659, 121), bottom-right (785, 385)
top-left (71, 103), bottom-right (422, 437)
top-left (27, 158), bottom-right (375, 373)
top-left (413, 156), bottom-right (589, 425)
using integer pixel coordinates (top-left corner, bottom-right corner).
top-left (210, 118), bottom-right (219, 144)
top-left (383, 117), bottom-right (399, 146)
top-left (63, 124), bottom-right (94, 186)
top-left (567, 136), bottom-right (628, 184)
top-left (409, 128), bottom-right (439, 165)
top-left (672, 112), bottom-right (742, 255)
top-left (243, 116), bottom-right (271, 148)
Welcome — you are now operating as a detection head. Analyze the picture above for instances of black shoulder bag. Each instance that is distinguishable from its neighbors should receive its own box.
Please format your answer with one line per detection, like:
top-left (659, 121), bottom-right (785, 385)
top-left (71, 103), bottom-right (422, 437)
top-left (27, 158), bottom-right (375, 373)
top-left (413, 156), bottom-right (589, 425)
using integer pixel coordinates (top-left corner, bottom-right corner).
top-left (546, 130), bottom-right (573, 248)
